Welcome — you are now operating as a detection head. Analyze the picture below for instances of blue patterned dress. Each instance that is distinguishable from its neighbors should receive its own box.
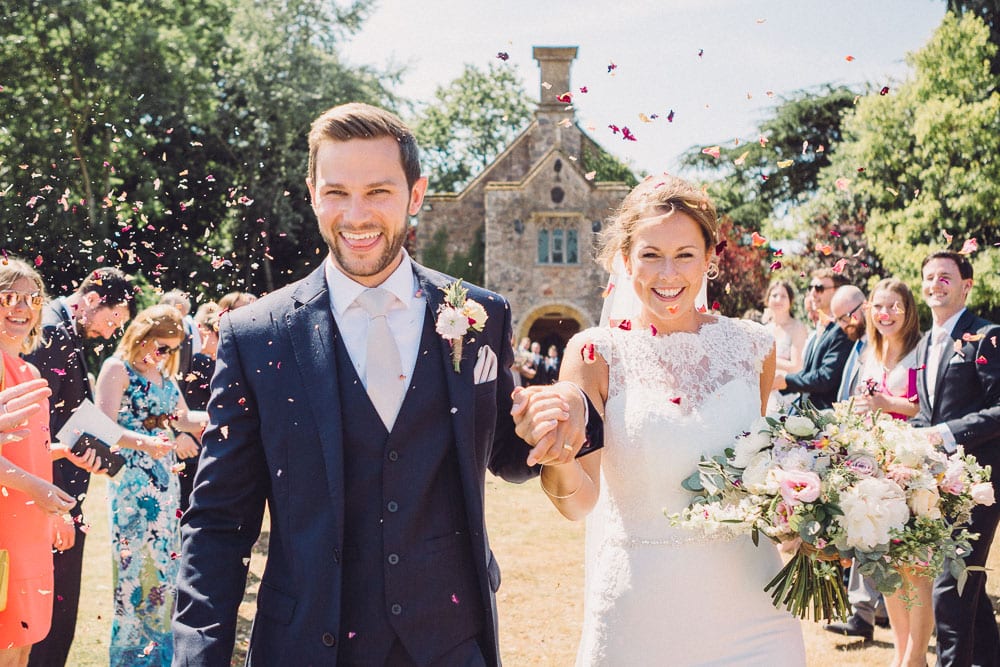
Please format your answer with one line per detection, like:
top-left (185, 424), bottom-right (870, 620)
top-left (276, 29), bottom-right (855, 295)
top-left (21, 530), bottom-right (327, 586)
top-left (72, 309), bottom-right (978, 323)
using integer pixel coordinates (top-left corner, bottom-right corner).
top-left (108, 361), bottom-right (181, 667)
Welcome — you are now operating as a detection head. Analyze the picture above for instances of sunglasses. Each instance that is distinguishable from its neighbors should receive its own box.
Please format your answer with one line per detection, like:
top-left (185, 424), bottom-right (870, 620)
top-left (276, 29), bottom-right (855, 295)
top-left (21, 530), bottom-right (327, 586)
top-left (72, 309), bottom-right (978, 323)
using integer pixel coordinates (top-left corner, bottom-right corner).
top-left (807, 283), bottom-right (831, 293)
top-left (0, 290), bottom-right (44, 309)
top-left (836, 302), bottom-right (865, 325)
top-left (153, 342), bottom-right (181, 356)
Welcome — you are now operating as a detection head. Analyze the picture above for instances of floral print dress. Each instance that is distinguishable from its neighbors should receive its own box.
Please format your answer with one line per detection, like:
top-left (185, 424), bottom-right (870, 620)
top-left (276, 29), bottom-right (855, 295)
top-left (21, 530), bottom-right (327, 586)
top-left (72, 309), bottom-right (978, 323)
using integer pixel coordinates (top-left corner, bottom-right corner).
top-left (108, 361), bottom-right (181, 667)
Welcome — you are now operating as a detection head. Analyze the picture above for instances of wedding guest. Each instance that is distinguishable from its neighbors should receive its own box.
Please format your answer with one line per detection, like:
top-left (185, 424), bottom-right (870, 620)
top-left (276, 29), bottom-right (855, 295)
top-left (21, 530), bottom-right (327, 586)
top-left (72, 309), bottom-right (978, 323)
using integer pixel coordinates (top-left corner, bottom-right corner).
top-left (773, 268), bottom-right (853, 409)
top-left (515, 174), bottom-right (805, 664)
top-left (159, 289), bottom-right (201, 375)
top-left (217, 291), bottom-right (257, 312)
top-left (524, 341), bottom-right (546, 386)
top-left (94, 305), bottom-right (207, 667)
top-left (25, 267), bottom-right (134, 667)
top-left (515, 337), bottom-right (539, 385)
top-left (172, 102), bottom-right (602, 665)
top-left (177, 302), bottom-right (221, 513)
top-left (0, 260), bottom-right (77, 667)
top-left (826, 284), bottom-right (889, 642)
top-left (911, 251), bottom-right (1000, 667)
top-left (537, 344), bottom-right (561, 385)
top-left (763, 280), bottom-right (808, 414)
top-left (857, 279), bottom-right (925, 664)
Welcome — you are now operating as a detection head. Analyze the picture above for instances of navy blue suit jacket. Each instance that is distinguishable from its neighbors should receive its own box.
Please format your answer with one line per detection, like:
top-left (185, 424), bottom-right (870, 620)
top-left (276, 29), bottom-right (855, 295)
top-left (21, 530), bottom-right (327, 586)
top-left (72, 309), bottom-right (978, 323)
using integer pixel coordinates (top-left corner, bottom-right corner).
top-left (172, 263), bottom-right (601, 666)
top-left (782, 321), bottom-right (853, 410)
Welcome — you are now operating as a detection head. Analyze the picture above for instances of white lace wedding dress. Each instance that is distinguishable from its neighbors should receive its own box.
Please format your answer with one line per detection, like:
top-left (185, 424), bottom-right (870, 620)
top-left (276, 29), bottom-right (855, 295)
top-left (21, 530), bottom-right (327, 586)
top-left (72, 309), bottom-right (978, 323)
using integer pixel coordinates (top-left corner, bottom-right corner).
top-left (575, 317), bottom-right (805, 666)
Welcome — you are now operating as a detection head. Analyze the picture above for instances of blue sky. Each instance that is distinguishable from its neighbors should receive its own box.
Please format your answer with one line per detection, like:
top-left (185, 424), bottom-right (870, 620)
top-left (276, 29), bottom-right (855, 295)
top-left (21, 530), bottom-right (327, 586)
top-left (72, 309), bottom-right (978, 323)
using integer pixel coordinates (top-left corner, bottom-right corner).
top-left (342, 0), bottom-right (946, 175)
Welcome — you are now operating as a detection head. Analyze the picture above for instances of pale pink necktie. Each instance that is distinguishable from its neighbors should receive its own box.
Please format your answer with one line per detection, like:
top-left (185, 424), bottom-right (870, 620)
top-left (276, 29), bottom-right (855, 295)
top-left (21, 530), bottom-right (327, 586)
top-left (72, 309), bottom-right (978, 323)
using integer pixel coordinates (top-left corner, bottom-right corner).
top-left (926, 328), bottom-right (949, 405)
top-left (356, 288), bottom-right (405, 429)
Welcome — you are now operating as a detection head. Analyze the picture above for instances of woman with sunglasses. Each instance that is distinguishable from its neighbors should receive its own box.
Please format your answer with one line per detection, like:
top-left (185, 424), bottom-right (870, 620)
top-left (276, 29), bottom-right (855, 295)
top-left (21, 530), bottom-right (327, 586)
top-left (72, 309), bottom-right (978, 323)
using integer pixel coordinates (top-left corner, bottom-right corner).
top-left (0, 258), bottom-right (79, 667)
top-left (852, 279), bottom-right (926, 667)
top-left (94, 304), bottom-right (207, 667)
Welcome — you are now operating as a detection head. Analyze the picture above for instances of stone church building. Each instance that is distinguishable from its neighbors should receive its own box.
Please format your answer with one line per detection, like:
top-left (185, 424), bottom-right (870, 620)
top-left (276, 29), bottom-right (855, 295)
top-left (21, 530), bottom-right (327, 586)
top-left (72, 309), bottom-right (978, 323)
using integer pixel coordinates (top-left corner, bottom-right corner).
top-left (415, 46), bottom-right (632, 354)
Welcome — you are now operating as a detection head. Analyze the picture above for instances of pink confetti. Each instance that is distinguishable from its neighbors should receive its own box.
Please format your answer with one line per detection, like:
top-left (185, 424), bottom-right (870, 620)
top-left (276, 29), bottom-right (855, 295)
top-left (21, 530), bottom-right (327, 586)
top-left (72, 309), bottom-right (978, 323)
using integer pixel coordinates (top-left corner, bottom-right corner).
top-left (702, 145), bottom-right (721, 159)
top-left (959, 238), bottom-right (978, 255)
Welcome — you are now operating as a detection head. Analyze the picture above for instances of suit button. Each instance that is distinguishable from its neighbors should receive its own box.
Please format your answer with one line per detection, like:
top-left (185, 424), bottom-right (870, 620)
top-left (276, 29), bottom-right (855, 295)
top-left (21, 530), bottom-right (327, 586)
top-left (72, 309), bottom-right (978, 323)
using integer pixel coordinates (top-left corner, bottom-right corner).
top-left (321, 632), bottom-right (336, 647)
top-left (391, 603), bottom-right (402, 615)
top-left (387, 501), bottom-right (398, 513)
top-left (333, 548), bottom-right (341, 563)
top-left (387, 450), bottom-right (399, 462)
top-left (387, 553), bottom-right (399, 565)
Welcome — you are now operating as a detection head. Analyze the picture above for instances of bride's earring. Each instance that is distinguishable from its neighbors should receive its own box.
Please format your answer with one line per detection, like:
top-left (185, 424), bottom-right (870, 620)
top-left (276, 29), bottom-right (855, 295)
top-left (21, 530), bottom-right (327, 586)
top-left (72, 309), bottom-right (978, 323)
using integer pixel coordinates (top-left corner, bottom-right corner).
top-left (705, 262), bottom-right (720, 280)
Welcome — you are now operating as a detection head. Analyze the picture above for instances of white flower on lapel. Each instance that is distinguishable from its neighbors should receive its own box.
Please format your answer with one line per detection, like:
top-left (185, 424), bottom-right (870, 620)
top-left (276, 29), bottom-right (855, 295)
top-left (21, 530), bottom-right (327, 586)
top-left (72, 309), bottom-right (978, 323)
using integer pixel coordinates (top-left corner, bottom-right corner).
top-left (435, 281), bottom-right (488, 372)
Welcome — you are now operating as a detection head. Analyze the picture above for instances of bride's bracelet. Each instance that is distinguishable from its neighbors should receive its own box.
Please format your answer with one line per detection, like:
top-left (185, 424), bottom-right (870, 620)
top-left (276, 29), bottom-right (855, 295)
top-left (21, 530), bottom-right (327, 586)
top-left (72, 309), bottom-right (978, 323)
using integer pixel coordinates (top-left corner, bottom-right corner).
top-left (540, 463), bottom-right (584, 500)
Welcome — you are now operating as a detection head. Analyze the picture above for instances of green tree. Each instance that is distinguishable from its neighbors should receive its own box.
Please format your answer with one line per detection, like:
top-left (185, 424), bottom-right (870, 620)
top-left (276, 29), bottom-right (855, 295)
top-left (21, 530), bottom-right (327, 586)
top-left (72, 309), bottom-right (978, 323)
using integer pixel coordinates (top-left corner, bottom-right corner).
top-left (814, 12), bottom-right (1000, 320)
top-left (948, 0), bottom-right (1000, 75)
top-left (413, 63), bottom-right (533, 193)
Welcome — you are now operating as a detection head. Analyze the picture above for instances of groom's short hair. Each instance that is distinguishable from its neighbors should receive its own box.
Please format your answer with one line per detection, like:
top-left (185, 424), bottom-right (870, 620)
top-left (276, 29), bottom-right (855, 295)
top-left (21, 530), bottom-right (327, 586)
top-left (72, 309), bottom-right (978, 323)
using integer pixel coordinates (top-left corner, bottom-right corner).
top-left (308, 102), bottom-right (422, 190)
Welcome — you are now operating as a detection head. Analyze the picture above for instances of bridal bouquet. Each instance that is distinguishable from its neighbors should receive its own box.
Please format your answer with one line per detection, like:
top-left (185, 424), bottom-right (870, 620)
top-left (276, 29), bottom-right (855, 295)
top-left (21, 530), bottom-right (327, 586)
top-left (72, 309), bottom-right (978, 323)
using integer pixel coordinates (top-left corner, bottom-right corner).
top-left (670, 401), bottom-right (994, 621)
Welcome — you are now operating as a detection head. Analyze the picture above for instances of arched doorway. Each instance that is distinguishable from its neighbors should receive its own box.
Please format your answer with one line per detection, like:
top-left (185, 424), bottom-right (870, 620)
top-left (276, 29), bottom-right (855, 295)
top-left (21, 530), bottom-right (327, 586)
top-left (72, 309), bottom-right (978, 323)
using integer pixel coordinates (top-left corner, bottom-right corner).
top-left (519, 303), bottom-right (588, 358)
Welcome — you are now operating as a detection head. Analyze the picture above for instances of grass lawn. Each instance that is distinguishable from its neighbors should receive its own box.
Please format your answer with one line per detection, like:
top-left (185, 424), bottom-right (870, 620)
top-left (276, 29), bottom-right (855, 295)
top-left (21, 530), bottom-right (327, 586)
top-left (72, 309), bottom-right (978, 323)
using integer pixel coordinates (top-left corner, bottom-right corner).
top-left (67, 474), bottom-right (998, 666)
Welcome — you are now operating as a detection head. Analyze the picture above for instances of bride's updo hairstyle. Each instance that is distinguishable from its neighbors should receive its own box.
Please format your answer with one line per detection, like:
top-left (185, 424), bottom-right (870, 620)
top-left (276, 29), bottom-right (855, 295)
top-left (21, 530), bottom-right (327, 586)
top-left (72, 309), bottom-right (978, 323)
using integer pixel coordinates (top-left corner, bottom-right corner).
top-left (597, 174), bottom-right (719, 272)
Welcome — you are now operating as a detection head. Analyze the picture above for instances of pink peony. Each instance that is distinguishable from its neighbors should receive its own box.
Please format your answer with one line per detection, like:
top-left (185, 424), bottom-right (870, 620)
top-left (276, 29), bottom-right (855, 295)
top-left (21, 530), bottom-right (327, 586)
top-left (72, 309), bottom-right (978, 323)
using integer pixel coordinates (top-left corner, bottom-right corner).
top-left (777, 469), bottom-right (822, 506)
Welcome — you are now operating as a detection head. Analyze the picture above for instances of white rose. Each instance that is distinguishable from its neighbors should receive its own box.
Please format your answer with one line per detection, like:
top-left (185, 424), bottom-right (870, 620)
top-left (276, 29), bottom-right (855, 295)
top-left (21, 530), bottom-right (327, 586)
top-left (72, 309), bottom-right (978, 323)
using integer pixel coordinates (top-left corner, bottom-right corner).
top-left (971, 482), bottom-right (996, 506)
top-left (836, 477), bottom-right (910, 550)
top-left (775, 446), bottom-right (815, 472)
top-left (785, 415), bottom-right (818, 438)
top-left (908, 486), bottom-right (942, 520)
top-left (732, 429), bottom-right (771, 468)
top-left (741, 451), bottom-right (776, 493)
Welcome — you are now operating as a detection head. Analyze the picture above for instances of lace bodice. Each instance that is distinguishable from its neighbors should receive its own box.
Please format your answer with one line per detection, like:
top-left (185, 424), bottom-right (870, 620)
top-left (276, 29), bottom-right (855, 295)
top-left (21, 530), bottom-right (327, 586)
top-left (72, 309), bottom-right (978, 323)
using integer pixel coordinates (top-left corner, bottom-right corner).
top-left (574, 317), bottom-right (773, 542)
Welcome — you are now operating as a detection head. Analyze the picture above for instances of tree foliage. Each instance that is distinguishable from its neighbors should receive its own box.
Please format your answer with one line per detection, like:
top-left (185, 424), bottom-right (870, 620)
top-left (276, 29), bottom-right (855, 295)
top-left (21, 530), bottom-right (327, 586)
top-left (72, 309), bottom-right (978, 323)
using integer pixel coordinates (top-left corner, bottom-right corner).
top-left (0, 0), bottom-right (397, 297)
top-left (812, 12), bottom-right (1000, 320)
top-left (413, 63), bottom-right (533, 193)
top-left (948, 0), bottom-right (1000, 75)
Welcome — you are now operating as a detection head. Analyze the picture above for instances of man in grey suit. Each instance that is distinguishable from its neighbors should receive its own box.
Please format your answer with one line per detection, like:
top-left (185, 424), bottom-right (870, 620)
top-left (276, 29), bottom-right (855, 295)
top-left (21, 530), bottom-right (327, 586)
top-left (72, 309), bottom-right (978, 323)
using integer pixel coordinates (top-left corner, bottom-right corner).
top-left (172, 103), bottom-right (603, 666)
top-left (911, 251), bottom-right (1000, 667)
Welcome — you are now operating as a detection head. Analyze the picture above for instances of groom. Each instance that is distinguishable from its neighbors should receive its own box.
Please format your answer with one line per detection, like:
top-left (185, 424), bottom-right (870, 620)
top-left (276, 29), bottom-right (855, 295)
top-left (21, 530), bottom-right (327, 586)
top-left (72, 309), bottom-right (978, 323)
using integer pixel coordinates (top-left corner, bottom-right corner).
top-left (172, 102), bottom-right (602, 666)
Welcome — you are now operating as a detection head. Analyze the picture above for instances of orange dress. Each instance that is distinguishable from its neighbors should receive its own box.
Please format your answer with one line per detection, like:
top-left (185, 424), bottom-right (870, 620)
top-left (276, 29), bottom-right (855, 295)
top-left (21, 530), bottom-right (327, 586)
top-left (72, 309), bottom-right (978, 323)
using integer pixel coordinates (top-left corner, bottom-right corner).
top-left (0, 352), bottom-right (53, 649)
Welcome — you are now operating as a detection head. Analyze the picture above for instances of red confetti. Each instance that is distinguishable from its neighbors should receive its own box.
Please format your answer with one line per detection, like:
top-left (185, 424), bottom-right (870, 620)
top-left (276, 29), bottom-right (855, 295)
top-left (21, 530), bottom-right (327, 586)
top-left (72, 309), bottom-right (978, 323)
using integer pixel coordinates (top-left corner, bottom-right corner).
top-left (650, 324), bottom-right (658, 336)
top-left (579, 86), bottom-right (588, 93)
top-left (879, 86), bottom-right (890, 95)
top-left (34, 255), bottom-right (43, 266)
top-left (607, 62), bottom-right (617, 73)
top-left (976, 356), bottom-right (988, 365)
top-left (666, 109), bottom-right (675, 122)
top-left (618, 320), bottom-right (632, 331)
top-left (845, 55), bottom-right (856, 62)
top-left (769, 261), bottom-right (782, 271)
top-left (556, 92), bottom-right (572, 104)
top-left (959, 237), bottom-right (978, 255)
top-left (608, 124), bottom-right (620, 135)
top-left (711, 301), bottom-right (721, 311)
top-left (621, 127), bottom-right (637, 141)
top-left (496, 52), bottom-right (509, 61)
top-left (669, 397), bottom-right (682, 405)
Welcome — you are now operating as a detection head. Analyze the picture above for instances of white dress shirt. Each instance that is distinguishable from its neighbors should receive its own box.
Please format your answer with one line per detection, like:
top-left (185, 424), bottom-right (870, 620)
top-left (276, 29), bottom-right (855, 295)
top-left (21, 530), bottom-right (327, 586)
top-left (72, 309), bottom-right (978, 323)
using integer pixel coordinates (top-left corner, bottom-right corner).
top-left (927, 308), bottom-right (966, 452)
top-left (325, 251), bottom-right (425, 390)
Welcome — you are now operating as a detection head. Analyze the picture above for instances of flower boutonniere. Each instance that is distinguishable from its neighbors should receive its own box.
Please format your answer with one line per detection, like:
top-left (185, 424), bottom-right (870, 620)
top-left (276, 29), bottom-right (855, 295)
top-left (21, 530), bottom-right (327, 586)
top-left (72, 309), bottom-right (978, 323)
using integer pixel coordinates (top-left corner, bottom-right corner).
top-left (435, 281), bottom-right (488, 372)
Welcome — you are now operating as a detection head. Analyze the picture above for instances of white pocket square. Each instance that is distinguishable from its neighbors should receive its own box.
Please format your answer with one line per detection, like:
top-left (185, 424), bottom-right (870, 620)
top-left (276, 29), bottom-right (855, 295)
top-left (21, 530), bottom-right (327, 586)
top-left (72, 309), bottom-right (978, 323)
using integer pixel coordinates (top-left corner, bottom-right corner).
top-left (474, 346), bottom-right (498, 384)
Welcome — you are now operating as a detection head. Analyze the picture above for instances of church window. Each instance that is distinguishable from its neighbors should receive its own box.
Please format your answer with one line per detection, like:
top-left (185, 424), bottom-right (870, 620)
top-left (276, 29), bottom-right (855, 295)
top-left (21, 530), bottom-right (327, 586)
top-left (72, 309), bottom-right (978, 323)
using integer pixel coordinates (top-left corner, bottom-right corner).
top-left (537, 227), bottom-right (579, 264)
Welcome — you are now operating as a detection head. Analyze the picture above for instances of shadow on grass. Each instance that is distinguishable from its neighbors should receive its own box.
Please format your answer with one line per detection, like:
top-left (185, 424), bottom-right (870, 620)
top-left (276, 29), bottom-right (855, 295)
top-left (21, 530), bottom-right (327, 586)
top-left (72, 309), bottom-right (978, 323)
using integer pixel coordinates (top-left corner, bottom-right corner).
top-left (231, 527), bottom-right (270, 666)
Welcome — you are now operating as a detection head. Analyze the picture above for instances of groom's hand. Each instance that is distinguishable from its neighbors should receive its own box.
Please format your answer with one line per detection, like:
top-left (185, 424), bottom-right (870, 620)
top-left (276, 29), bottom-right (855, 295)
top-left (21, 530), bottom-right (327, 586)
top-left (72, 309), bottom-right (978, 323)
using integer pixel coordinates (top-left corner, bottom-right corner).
top-left (512, 382), bottom-right (587, 466)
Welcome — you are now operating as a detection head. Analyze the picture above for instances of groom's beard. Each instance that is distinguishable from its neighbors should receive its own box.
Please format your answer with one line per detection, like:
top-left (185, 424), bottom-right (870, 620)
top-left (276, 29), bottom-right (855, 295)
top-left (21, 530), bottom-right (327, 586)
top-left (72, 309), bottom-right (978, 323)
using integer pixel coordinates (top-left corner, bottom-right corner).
top-left (321, 225), bottom-right (406, 280)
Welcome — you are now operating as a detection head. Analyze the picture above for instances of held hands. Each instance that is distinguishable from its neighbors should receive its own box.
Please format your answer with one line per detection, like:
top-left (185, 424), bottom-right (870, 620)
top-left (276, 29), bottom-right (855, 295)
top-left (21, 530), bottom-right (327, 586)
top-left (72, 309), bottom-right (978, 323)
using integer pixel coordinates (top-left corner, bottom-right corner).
top-left (511, 381), bottom-right (587, 466)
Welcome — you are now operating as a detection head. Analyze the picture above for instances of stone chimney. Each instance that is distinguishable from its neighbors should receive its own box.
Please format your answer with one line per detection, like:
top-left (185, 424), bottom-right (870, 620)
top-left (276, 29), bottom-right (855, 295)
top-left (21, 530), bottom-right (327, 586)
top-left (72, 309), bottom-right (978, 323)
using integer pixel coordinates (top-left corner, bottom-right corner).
top-left (533, 46), bottom-right (577, 115)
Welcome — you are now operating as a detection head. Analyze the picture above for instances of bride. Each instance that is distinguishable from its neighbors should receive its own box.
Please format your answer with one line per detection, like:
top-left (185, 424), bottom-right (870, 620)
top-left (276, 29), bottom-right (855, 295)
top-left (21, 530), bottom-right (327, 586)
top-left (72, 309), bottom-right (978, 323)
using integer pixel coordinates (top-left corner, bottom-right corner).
top-left (520, 175), bottom-right (805, 665)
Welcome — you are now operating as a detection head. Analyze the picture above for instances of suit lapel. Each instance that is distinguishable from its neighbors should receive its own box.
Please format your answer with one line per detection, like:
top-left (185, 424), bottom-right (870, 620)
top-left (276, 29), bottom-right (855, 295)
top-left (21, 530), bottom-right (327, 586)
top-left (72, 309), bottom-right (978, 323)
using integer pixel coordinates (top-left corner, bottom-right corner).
top-left (412, 265), bottom-right (481, 499)
top-left (285, 267), bottom-right (345, 511)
